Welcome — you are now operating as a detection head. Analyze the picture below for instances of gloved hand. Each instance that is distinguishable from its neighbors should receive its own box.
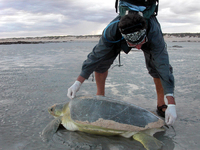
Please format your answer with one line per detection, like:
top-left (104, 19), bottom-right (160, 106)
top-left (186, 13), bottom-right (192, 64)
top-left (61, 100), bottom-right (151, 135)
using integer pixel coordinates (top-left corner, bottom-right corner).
top-left (165, 104), bottom-right (177, 125)
top-left (67, 81), bottom-right (82, 99)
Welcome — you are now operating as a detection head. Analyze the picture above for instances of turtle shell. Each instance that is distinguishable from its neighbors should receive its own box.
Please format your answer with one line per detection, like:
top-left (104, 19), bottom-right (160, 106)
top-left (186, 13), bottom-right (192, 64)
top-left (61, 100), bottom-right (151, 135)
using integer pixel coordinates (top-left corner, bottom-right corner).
top-left (69, 96), bottom-right (164, 131)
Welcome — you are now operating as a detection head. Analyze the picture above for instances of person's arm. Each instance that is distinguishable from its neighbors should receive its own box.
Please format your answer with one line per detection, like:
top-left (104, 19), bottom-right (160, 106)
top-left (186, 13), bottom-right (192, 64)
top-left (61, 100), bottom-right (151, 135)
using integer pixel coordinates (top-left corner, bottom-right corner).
top-left (67, 17), bottom-right (121, 99)
top-left (166, 95), bottom-right (176, 104)
top-left (147, 16), bottom-right (177, 125)
top-left (77, 75), bottom-right (85, 83)
top-left (147, 17), bottom-right (175, 95)
top-left (67, 36), bottom-right (115, 99)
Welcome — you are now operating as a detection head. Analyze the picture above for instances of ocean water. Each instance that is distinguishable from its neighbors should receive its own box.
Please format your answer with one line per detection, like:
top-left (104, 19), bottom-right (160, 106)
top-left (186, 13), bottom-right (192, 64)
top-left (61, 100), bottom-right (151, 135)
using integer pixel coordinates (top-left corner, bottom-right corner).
top-left (0, 41), bottom-right (200, 150)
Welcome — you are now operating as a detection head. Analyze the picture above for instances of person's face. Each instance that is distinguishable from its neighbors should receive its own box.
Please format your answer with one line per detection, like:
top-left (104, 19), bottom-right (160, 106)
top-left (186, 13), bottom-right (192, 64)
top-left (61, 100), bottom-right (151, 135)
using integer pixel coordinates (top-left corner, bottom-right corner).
top-left (126, 37), bottom-right (147, 49)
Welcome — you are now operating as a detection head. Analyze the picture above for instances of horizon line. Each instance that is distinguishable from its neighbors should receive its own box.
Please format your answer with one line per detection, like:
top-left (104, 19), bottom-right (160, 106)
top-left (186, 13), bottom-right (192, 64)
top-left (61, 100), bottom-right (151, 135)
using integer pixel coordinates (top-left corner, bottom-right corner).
top-left (1, 33), bottom-right (200, 40)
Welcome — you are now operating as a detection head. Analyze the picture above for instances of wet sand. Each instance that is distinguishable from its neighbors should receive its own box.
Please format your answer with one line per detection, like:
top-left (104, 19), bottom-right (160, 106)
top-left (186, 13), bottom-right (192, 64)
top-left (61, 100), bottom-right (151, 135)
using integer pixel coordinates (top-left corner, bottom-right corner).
top-left (0, 38), bottom-right (200, 150)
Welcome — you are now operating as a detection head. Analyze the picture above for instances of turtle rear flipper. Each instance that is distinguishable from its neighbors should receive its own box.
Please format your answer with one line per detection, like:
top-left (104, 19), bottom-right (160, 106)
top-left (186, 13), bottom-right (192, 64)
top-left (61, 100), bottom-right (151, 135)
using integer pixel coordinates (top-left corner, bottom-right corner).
top-left (133, 132), bottom-right (163, 150)
top-left (41, 117), bottom-right (62, 142)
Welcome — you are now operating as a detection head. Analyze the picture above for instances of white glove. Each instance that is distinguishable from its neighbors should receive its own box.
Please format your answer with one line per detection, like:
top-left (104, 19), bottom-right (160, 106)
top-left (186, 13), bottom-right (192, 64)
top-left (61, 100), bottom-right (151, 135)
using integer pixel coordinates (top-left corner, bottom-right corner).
top-left (67, 81), bottom-right (82, 99)
top-left (165, 104), bottom-right (177, 125)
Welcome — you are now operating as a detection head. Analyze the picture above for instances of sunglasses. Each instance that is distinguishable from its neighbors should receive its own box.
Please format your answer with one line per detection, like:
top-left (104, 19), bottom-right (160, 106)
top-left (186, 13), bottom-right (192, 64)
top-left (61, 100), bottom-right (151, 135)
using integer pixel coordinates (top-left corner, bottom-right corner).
top-left (126, 36), bottom-right (148, 47)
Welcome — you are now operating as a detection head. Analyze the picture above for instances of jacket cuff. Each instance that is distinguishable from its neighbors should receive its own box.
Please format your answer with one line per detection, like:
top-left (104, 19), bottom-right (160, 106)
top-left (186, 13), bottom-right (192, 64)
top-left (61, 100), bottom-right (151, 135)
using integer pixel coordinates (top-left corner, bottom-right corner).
top-left (165, 93), bottom-right (174, 98)
top-left (80, 71), bottom-right (90, 80)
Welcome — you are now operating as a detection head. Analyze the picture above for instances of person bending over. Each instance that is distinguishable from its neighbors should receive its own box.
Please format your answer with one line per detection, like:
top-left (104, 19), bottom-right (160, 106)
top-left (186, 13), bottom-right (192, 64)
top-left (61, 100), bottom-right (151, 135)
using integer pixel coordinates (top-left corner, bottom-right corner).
top-left (67, 12), bottom-right (177, 125)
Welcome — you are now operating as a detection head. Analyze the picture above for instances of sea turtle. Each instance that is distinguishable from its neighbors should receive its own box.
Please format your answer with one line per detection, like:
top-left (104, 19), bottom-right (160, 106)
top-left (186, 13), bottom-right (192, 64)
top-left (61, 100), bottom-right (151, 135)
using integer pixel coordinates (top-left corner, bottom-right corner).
top-left (42, 95), bottom-right (166, 150)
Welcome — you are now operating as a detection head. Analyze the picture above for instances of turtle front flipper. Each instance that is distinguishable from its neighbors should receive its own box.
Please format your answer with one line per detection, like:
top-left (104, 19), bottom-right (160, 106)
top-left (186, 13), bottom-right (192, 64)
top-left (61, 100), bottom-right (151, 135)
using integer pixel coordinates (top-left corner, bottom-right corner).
top-left (41, 117), bottom-right (62, 142)
top-left (132, 132), bottom-right (163, 150)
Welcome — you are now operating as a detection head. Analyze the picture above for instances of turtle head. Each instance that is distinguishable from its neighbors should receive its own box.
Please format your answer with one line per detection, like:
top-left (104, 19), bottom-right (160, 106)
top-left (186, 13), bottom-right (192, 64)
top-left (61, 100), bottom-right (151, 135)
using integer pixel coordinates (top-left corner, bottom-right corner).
top-left (48, 103), bottom-right (66, 117)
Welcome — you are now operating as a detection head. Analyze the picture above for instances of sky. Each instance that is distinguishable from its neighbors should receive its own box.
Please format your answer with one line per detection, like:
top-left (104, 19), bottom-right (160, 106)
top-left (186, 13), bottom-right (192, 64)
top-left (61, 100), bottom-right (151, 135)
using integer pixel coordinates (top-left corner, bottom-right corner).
top-left (0, 0), bottom-right (200, 38)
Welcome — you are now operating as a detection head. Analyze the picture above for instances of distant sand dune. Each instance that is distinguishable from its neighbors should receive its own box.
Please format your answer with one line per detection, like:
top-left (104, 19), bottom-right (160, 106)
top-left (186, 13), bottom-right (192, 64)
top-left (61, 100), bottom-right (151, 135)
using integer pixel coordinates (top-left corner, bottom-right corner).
top-left (0, 33), bottom-right (200, 45)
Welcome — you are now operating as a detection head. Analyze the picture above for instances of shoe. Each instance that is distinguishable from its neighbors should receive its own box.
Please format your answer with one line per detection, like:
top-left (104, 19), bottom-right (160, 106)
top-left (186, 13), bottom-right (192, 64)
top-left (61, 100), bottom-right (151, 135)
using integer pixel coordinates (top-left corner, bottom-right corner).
top-left (157, 105), bottom-right (167, 118)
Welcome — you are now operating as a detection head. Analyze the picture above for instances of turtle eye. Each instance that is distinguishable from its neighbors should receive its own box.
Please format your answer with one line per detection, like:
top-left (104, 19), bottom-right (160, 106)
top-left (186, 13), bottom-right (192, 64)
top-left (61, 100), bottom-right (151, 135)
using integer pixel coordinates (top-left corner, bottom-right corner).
top-left (50, 107), bottom-right (54, 112)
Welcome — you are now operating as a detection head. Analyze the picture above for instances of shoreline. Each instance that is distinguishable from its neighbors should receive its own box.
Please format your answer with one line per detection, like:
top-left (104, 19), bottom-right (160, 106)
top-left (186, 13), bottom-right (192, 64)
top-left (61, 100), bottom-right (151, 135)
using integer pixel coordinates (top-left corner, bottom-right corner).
top-left (0, 34), bottom-right (200, 45)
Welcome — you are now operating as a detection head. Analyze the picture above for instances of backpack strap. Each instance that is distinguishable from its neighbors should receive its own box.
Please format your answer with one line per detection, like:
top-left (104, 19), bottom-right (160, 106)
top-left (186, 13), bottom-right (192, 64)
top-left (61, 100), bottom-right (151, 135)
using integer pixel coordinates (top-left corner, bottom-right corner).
top-left (104, 20), bottom-right (124, 43)
top-left (115, 0), bottom-right (119, 13)
top-left (154, 0), bottom-right (159, 16)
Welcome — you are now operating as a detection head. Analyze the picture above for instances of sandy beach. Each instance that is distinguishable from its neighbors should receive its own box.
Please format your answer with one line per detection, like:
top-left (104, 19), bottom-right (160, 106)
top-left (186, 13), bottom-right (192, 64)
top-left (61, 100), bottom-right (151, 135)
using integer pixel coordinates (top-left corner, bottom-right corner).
top-left (0, 35), bottom-right (200, 150)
